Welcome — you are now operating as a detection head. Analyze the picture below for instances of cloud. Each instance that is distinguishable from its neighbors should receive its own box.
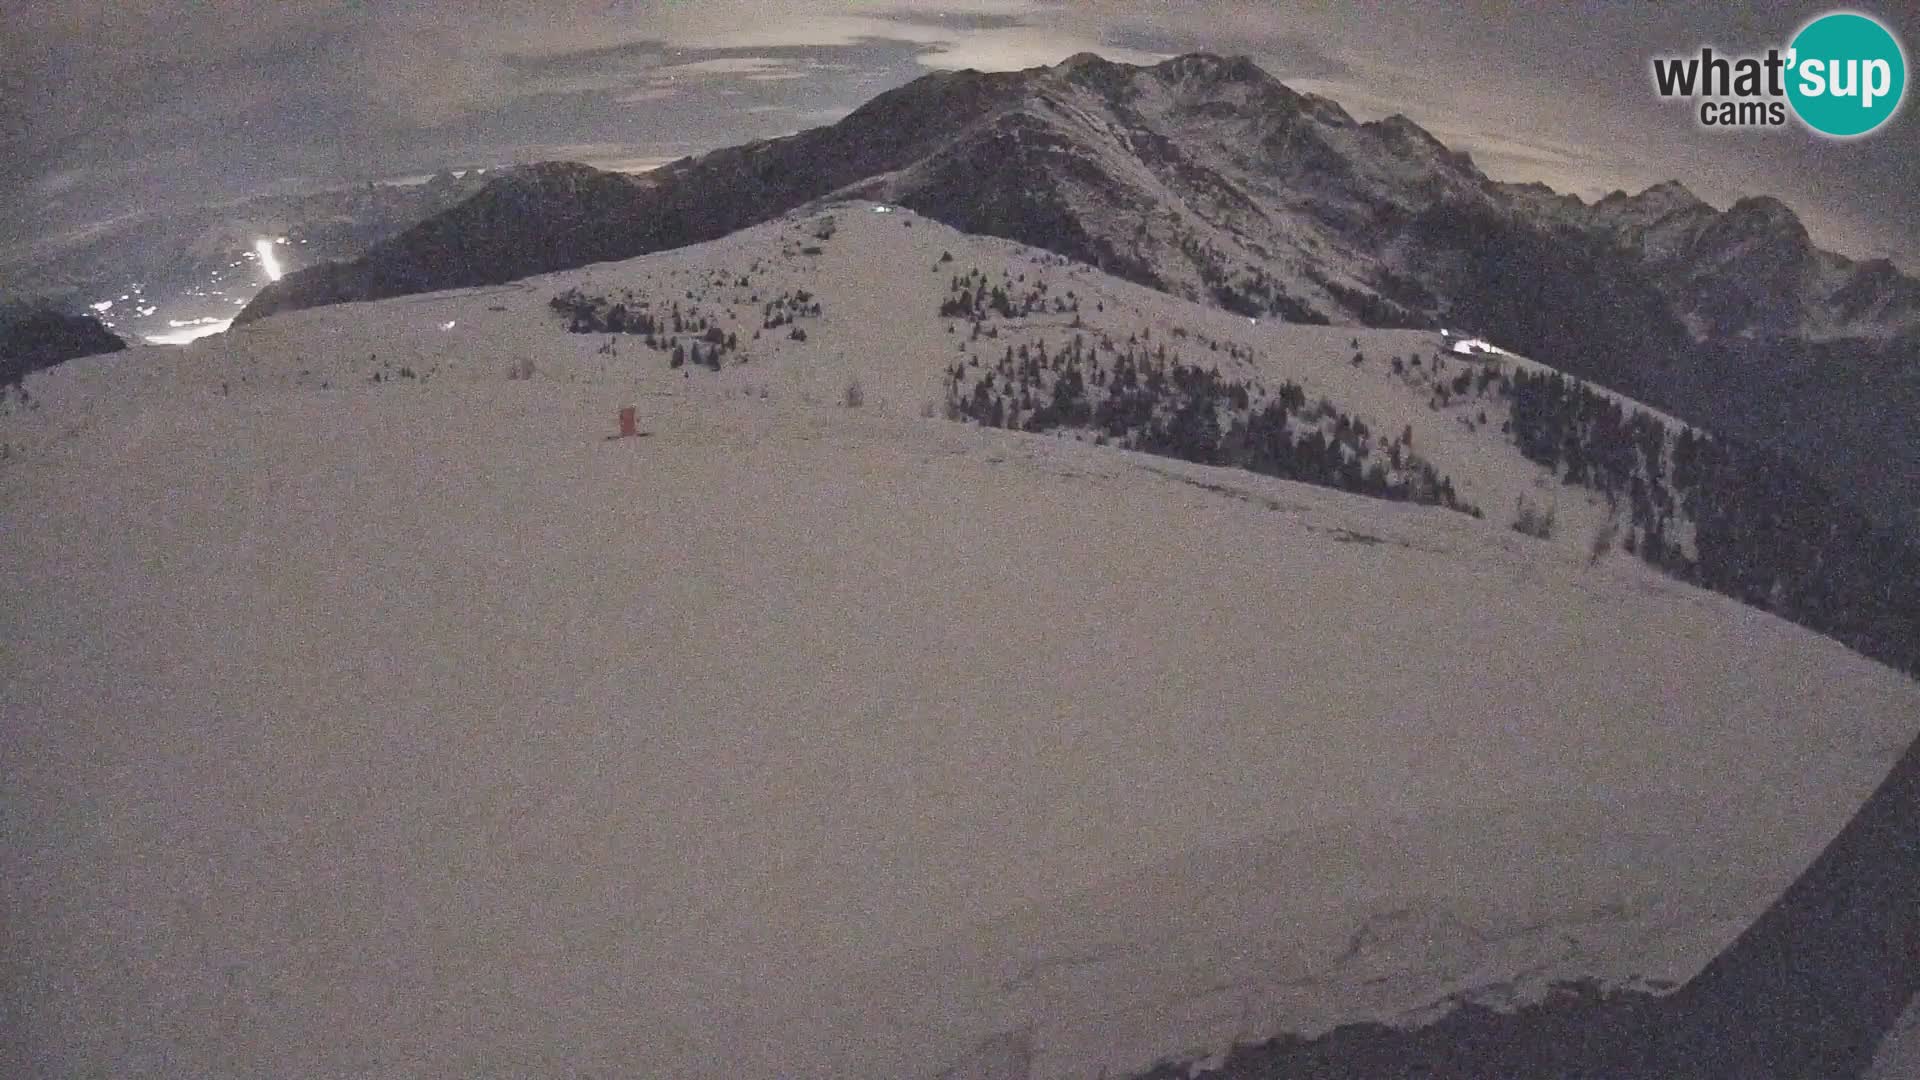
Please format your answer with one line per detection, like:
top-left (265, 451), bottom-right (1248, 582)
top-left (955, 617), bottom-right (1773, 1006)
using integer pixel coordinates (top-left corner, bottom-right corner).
top-left (864, 9), bottom-right (1034, 32)
top-left (916, 30), bottom-right (1165, 71)
top-left (616, 86), bottom-right (681, 105)
top-left (2, 0), bottom-right (1914, 271)
top-left (793, 106), bottom-right (857, 126)
top-left (1256, 31), bottom-right (1354, 81)
top-left (650, 57), bottom-right (808, 78)
top-left (498, 40), bottom-right (671, 80)
top-left (1104, 21), bottom-right (1352, 81)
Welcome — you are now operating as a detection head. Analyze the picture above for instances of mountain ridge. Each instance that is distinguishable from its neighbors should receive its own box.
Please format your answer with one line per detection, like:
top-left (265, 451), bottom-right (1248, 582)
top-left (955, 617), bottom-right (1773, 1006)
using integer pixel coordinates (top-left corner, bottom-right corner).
top-left (0, 303), bottom-right (125, 387)
top-left (228, 51), bottom-right (1920, 530)
top-left (237, 52), bottom-right (1920, 345)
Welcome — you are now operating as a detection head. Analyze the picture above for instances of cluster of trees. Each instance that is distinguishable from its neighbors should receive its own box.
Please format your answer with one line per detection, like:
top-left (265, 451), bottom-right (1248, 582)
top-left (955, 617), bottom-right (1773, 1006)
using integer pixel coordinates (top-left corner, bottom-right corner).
top-left (1319, 280), bottom-right (1423, 328)
top-left (761, 289), bottom-right (821, 330)
top-left (944, 333), bottom-right (1478, 516)
top-left (936, 267), bottom-right (1081, 320)
top-left (1321, 274), bottom-right (1436, 329)
top-left (669, 337), bottom-right (727, 371)
top-left (1502, 367), bottom-right (1920, 678)
top-left (549, 286), bottom-right (748, 372)
top-left (1176, 231), bottom-right (1326, 323)
top-left (1377, 347), bottom-right (1503, 417)
top-left (1676, 431), bottom-right (1920, 677)
top-left (1506, 368), bottom-right (1680, 555)
top-left (551, 287), bottom-right (743, 340)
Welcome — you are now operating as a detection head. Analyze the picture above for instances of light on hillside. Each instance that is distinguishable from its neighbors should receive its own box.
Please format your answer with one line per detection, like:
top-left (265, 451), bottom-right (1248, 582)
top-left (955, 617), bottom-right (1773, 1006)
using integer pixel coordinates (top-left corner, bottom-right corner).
top-left (254, 238), bottom-right (284, 282)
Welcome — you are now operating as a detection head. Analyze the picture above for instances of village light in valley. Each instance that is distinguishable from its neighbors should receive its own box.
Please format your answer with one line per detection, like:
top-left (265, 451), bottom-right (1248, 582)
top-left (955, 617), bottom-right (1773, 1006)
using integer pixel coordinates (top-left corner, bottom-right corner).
top-left (254, 238), bottom-right (284, 282)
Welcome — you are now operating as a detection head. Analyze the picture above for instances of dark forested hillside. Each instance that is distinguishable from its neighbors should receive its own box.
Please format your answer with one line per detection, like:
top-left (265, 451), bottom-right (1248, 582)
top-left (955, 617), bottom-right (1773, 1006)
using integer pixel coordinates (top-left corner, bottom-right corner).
top-left (1504, 367), bottom-right (1920, 678)
top-left (0, 304), bottom-right (126, 387)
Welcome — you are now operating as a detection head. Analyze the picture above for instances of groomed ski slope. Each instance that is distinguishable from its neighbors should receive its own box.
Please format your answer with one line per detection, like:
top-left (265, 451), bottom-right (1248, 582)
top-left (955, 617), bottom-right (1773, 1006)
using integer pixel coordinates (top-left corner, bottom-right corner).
top-left (4, 206), bottom-right (1918, 1079)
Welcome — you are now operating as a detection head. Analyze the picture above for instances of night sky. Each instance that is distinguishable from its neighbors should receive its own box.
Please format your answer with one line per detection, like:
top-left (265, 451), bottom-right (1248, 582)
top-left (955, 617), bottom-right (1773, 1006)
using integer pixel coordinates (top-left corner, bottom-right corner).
top-left (4, 1), bottom-right (1916, 269)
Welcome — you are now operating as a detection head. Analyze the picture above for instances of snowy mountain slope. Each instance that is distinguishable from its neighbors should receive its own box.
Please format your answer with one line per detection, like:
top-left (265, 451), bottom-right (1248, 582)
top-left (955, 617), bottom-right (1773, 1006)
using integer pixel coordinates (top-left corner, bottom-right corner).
top-left (20, 204), bottom-right (1920, 670)
top-left (223, 54), bottom-right (1920, 541)
top-left (20, 203), bottom-right (1920, 673)
top-left (5, 205), bottom-right (1920, 1079)
top-left (15, 206), bottom-right (1671, 565)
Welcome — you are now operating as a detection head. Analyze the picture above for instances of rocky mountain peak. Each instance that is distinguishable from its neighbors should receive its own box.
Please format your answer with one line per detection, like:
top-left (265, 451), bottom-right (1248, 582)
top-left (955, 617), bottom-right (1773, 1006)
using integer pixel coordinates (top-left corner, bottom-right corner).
top-left (1371, 113), bottom-right (1440, 143)
top-left (1722, 195), bottom-right (1809, 241)
top-left (1640, 178), bottom-right (1702, 204)
top-left (1048, 50), bottom-right (1136, 97)
top-left (1592, 180), bottom-right (1709, 227)
top-left (1151, 52), bottom-right (1270, 86)
top-left (478, 161), bottom-right (641, 205)
top-left (1136, 52), bottom-right (1357, 125)
top-left (1056, 51), bottom-right (1113, 72)
top-left (1636, 181), bottom-right (1708, 219)
top-left (1364, 113), bottom-right (1477, 173)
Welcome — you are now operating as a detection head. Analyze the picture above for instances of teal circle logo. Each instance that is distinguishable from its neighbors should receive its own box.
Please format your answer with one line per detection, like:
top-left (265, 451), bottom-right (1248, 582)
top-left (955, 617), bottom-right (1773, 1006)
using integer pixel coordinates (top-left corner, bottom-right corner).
top-left (1786, 12), bottom-right (1907, 137)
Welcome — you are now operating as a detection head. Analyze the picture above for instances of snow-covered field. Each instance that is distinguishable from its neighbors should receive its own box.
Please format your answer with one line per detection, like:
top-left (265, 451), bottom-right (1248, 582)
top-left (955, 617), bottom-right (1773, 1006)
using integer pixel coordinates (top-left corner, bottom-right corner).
top-left (5, 206), bottom-right (1917, 1079)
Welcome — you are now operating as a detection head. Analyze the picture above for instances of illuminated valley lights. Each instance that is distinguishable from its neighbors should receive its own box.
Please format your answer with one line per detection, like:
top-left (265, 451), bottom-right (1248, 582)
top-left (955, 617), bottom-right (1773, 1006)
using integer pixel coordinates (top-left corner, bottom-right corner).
top-left (254, 238), bottom-right (284, 281)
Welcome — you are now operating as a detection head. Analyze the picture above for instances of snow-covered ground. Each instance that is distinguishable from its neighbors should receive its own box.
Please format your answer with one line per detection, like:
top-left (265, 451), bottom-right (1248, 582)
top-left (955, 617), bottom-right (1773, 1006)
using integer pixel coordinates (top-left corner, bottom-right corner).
top-left (5, 205), bottom-right (1917, 1079)
top-left (8, 204), bottom-right (1679, 564)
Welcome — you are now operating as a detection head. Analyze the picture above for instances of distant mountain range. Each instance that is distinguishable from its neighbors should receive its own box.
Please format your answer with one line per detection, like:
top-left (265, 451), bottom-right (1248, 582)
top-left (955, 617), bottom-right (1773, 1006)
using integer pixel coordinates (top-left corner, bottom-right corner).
top-left (1, 170), bottom-right (493, 344)
top-left (3, 170), bottom-right (494, 302)
top-left (234, 52), bottom-right (1920, 531)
